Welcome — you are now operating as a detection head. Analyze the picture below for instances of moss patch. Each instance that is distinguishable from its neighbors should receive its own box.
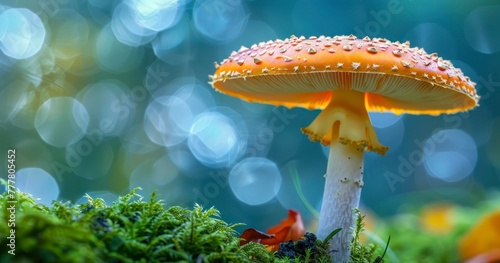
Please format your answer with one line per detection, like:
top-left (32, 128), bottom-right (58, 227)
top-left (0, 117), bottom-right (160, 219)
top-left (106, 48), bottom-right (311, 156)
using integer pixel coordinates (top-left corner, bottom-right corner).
top-left (0, 185), bottom-right (386, 263)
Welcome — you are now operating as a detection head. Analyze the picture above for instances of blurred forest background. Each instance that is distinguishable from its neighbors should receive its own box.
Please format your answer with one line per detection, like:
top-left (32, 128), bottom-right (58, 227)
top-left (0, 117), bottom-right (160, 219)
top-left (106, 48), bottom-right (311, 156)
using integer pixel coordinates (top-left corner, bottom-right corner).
top-left (0, 0), bottom-right (499, 231)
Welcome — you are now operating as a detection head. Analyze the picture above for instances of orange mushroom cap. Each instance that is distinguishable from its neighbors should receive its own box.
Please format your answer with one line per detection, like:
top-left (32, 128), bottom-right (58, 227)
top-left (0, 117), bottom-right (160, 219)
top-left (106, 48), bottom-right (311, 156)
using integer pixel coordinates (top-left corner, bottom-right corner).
top-left (210, 34), bottom-right (478, 116)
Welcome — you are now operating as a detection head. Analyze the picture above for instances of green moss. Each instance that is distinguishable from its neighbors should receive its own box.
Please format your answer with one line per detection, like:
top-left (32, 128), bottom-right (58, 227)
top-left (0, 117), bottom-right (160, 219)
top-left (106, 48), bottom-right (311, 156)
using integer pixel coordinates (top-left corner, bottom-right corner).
top-left (1, 183), bottom-right (385, 263)
top-left (350, 209), bottom-right (380, 263)
top-left (1, 187), bottom-right (268, 263)
top-left (0, 188), bottom-right (103, 262)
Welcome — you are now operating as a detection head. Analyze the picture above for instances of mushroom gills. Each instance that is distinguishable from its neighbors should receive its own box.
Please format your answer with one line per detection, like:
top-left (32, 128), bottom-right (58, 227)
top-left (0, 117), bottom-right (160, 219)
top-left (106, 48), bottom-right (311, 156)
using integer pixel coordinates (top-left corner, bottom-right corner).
top-left (301, 89), bottom-right (388, 155)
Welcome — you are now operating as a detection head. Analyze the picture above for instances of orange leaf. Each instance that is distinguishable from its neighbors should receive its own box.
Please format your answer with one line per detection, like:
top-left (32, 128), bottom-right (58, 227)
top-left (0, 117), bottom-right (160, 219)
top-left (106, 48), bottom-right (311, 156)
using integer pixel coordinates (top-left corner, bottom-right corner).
top-left (239, 210), bottom-right (306, 252)
top-left (239, 228), bottom-right (275, 246)
top-left (459, 210), bottom-right (500, 261)
top-left (267, 210), bottom-right (306, 244)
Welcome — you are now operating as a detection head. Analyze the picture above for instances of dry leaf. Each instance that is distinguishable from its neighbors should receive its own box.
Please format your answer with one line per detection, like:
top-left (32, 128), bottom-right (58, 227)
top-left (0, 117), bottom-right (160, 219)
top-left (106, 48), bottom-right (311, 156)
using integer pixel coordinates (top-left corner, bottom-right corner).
top-left (239, 209), bottom-right (306, 251)
top-left (459, 210), bottom-right (500, 261)
top-left (239, 228), bottom-right (275, 246)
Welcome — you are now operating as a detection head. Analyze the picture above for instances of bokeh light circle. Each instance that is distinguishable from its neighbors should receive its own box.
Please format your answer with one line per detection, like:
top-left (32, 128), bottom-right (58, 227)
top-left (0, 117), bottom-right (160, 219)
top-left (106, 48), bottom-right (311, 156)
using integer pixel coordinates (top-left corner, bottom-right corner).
top-left (111, 2), bottom-right (157, 46)
top-left (424, 129), bottom-right (477, 182)
top-left (404, 23), bottom-right (456, 59)
top-left (95, 24), bottom-right (145, 72)
top-left (0, 80), bottom-right (30, 123)
top-left (129, 155), bottom-right (180, 194)
top-left (369, 112), bottom-right (404, 128)
top-left (229, 157), bottom-right (282, 206)
top-left (35, 97), bottom-right (89, 147)
top-left (0, 8), bottom-right (45, 59)
top-left (120, 123), bottom-right (160, 153)
top-left (239, 117), bottom-right (273, 158)
top-left (51, 9), bottom-right (89, 59)
top-left (78, 79), bottom-right (131, 137)
top-left (464, 5), bottom-right (500, 54)
top-left (144, 96), bottom-right (193, 147)
top-left (16, 168), bottom-right (59, 206)
top-left (188, 110), bottom-right (244, 168)
top-left (217, 20), bottom-right (277, 63)
top-left (151, 15), bottom-right (189, 55)
top-left (128, 0), bottom-right (184, 32)
top-left (192, 0), bottom-right (248, 42)
top-left (147, 77), bottom-right (215, 113)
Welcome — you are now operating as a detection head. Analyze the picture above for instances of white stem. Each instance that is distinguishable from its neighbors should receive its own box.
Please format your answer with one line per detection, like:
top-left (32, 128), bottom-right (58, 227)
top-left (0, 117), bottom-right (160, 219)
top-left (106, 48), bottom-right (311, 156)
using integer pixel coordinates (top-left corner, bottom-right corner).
top-left (317, 139), bottom-right (364, 263)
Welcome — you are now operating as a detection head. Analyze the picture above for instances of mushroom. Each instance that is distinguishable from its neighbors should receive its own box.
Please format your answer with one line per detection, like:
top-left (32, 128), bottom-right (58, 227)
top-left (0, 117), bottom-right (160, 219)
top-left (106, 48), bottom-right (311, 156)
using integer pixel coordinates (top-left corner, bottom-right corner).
top-left (209, 35), bottom-right (479, 261)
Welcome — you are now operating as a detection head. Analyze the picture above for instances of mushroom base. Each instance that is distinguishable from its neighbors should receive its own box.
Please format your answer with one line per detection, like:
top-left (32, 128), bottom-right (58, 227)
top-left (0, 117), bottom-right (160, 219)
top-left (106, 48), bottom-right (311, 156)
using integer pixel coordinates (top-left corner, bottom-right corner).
top-left (317, 139), bottom-right (365, 262)
top-left (301, 89), bottom-right (388, 155)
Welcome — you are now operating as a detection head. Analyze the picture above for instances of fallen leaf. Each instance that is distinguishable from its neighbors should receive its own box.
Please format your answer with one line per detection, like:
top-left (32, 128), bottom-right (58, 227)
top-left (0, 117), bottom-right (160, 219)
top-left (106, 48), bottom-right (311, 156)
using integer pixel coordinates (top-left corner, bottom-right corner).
top-left (267, 210), bottom-right (306, 244)
top-left (459, 210), bottom-right (500, 261)
top-left (239, 228), bottom-right (275, 246)
top-left (239, 209), bottom-right (306, 251)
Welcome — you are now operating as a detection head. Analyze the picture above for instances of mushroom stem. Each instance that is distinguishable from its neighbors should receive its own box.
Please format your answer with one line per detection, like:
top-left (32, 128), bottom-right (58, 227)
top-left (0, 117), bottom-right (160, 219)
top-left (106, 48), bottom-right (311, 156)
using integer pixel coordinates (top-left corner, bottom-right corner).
top-left (302, 90), bottom-right (385, 262)
top-left (317, 139), bottom-right (364, 262)
top-left (301, 90), bottom-right (388, 155)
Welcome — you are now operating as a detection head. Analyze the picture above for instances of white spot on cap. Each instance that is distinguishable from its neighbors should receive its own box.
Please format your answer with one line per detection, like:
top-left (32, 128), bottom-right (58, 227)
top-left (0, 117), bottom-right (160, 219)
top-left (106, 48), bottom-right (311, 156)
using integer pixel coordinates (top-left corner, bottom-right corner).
top-left (342, 45), bottom-right (353, 51)
top-left (437, 60), bottom-right (448, 70)
top-left (401, 60), bottom-right (412, 68)
top-left (392, 50), bottom-right (403, 57)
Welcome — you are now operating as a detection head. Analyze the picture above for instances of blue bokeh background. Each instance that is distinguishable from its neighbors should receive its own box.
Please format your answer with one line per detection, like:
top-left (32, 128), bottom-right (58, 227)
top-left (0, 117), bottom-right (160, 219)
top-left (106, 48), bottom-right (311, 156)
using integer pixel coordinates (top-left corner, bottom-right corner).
top-left (0, 0), bottom-right (499, 232)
